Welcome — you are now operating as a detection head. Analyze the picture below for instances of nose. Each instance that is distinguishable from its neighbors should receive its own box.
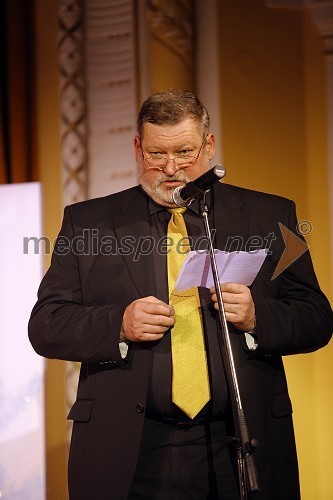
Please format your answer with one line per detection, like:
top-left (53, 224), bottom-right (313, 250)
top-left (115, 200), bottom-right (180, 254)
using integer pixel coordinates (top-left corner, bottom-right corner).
top-left (163, 158), bottom-right (179, 175)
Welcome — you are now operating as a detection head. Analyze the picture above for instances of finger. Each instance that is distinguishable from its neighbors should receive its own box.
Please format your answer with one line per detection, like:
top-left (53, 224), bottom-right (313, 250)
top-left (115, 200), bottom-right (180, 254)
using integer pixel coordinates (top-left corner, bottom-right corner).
top-left (125, 320), bottom-right (171, 341)
top-left (142, 322), bottom-right (173, 334)
top-left (134, 331), bottom-right (166, 342)
top-left (222, 302), bottom-right (243, 313)
top-left (144, 333), bottom-right (165, 341)
top-left (220, 282), bottom-right (245, 294)
top-left (210, 283), bottom-right (246, 296)
top-left (137, 297), bottom-right (174, 316)
top-left (138, 296), bottom-right (168, 305)
top-left (142, 301), bottom-right (175, 317)
top-left (213, 303), bottom-right (245, 320)
top-left (213, 301), bottom-right (243, 313)
top-left (142, 313), bottom-right (175, 329)
top-left (221, 291), bottom-right (245, 304)
top-left (211, 291), bottom-right (244, 305)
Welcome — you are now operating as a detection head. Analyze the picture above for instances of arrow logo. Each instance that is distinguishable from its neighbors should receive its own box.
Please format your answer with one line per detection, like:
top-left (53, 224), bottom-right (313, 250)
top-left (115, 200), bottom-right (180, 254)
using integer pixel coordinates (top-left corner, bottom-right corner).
top-left (272, 223), bottom-right (309, 280)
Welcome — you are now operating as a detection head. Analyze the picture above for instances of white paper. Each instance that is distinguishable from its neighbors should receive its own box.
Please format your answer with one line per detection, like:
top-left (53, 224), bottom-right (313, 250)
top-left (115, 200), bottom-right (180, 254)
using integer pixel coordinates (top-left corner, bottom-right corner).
top-left (175, 249), bottom-right (267, 291)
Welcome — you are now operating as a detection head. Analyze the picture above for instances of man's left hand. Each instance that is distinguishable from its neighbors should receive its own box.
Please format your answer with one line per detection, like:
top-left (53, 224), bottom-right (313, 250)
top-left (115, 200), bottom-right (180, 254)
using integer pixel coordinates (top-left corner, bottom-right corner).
top-left (210, 283), bottom-right (255, 332)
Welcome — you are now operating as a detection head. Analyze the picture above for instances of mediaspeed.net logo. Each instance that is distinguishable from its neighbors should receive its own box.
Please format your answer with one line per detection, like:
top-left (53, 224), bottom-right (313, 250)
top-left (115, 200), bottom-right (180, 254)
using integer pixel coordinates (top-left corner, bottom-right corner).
top-left (22, 219), bottom-right (312, 279)
top-left (272, 220), bottom-right (311, 280)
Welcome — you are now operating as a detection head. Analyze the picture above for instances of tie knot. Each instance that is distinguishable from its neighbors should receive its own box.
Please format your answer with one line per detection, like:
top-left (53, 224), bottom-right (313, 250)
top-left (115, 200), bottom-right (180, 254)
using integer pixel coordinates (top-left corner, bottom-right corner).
top-left (168, 207), bottom-right (187, 215)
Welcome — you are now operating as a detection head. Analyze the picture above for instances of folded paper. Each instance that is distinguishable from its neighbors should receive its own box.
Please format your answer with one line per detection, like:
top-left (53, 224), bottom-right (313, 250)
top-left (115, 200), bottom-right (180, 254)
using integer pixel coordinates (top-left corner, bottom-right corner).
top-left (175, 249), bottom-right (267, 291)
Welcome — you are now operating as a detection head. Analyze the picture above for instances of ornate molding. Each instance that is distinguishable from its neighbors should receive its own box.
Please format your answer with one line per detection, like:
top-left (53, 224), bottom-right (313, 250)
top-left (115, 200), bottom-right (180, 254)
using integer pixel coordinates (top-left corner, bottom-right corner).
top-left (58, 0), bottom-right (88, 206)
top-left (58, 0), bottom-right (88, 444)
top-left (57, 0), bottom-right (140, 443)
top-left (147, 0), bottom-right (194, 71)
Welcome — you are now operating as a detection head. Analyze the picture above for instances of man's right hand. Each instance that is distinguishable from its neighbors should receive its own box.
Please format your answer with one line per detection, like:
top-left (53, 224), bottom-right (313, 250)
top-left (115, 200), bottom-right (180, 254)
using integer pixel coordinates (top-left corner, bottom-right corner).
top-left (121, 296), bottom-right (175, 342)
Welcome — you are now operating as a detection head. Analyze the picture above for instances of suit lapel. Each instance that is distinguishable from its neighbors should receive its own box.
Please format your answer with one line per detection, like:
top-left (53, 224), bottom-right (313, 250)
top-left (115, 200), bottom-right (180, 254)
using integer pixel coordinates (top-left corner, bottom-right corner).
top-left (109, 187), bottom-right (156, 298)
top-left (104, 183), bottom-right (250, 298)
top-left (212, 182), bottom-right (251, 251)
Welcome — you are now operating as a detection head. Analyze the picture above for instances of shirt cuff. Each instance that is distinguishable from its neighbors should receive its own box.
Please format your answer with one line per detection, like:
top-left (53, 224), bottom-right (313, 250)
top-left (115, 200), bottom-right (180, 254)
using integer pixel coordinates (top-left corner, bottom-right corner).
top-left (119, 340), bottom-right (129, 358)
top-left (244, 315), bottom-right (257, 350)
top-left (244, 332), bottom-right (258, 351)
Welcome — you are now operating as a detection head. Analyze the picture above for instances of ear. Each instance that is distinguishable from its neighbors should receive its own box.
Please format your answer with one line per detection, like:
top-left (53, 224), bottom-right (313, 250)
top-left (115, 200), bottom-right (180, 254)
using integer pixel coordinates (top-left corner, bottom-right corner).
top-left (134, 135), bottom-right (141, 161)
top-left (205, 133), bottom-right (215, 160)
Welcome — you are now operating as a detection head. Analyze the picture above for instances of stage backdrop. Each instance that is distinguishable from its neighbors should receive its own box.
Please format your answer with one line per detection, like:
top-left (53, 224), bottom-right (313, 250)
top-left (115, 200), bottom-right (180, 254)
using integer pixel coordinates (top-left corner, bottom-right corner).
top-left (0, 183), bottom-right (45, 499)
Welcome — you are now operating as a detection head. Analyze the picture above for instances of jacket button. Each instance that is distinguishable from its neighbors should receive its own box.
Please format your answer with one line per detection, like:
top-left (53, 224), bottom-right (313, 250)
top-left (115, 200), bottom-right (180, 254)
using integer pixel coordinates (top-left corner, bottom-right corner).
top-left (136, 403), bottom-right (145, 413)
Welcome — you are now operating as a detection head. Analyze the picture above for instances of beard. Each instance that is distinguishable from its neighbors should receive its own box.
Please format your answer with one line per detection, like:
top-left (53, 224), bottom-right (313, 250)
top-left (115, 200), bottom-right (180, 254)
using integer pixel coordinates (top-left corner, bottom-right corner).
top-left (139, 169), bottom-right (190, 206)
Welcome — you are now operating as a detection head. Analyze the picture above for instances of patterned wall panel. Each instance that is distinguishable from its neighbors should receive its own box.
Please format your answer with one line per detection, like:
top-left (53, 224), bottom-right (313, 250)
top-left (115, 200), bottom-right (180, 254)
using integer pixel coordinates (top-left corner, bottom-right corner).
top-left (58, 0), bottom-right (139, 441)
top-left (58, 0), bottom-right (88, 206)
top-left (84, 0), bottom-right (138, 198)
top-left (58, 0), bottom-right (88, 444)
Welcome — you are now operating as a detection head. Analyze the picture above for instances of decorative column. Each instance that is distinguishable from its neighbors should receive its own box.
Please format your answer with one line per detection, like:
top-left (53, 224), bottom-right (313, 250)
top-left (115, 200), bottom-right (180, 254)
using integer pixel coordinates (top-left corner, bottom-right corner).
top-left (58, 0), bottom-right (141, 442)
top-left (58, 0), bottom-right (88, 206)
top-left (58, 0), bottom-right (88, 443)
top-left (84, 0), bottom-right (138, 199)
top-left (146, 0), bottom-right (195, 92)
top-left (195, 0), bottom-right (223, 164)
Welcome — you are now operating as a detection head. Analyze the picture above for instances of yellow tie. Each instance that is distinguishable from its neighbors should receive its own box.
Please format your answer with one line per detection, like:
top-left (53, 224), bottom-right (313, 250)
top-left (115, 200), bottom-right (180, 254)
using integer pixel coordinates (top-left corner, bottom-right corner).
top-left (167, 208), bottom-right (210, 419)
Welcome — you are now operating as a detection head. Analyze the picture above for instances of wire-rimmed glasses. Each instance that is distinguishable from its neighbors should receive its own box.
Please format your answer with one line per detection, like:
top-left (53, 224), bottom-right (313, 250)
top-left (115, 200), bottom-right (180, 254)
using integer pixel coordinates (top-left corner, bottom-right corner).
top-left (141, 140), bottom-right (205, 171)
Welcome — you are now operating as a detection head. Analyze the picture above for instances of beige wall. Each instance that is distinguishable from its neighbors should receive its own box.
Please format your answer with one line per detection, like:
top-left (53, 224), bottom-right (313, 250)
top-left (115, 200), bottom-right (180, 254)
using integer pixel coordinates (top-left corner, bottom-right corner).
top-left (217, 2), bottom-right (332, 498)
top-left (303, 11), bottom-right (333, 499)
top-left (34, 0), bottom-right (68, 498)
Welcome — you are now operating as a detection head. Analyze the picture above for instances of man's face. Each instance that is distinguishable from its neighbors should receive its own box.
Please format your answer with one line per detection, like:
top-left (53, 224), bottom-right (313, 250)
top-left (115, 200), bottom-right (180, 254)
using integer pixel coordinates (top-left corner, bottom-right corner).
top-left (134, 118), bottom-right (215, 207)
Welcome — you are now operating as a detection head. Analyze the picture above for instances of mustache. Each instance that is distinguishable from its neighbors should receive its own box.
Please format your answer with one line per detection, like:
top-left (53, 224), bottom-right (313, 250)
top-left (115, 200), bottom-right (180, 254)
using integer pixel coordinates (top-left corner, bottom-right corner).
top-left (157, 173), bottom-right (189, 184)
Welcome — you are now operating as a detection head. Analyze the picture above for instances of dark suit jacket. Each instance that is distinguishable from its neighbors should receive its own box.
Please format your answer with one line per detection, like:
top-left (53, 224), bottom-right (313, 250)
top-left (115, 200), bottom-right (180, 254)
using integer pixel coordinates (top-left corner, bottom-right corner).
top-left (28, 182), bottom-right (333, 499)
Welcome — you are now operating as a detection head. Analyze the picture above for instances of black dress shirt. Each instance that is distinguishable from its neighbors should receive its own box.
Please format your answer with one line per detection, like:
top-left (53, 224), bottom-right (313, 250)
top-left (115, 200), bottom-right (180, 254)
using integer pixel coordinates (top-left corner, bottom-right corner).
top-left (145, 194), bottom-right (230, 422)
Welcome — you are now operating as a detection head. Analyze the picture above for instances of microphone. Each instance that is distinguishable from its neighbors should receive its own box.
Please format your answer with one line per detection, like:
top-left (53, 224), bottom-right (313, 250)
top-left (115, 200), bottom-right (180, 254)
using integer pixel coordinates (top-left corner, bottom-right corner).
top-left (172, 164), bottom-right (226, 207)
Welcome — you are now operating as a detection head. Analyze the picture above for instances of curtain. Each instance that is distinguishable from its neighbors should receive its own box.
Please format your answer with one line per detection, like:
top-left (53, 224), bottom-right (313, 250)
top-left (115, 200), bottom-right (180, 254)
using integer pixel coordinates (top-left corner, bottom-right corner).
top-left (0, 0), bottom-right (37, 184)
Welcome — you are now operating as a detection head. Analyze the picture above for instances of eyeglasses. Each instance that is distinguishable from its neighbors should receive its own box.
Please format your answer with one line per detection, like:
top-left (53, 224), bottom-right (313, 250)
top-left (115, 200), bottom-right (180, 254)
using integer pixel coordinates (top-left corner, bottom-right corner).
top-left (141, 140), bottom-right (205, 171)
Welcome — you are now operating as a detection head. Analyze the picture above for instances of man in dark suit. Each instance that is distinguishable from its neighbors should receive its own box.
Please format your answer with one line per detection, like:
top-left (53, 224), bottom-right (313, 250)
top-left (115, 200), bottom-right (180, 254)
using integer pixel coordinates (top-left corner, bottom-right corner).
top-left (29, 90), bottom-right (333, 499)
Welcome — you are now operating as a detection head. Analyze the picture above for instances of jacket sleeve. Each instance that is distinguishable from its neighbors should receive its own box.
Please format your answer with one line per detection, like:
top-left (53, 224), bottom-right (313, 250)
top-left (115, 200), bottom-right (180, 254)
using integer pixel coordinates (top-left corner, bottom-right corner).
top-left (28, 206), bottom-right (128, 364)
top-left (251, 200), bottom-right (333, 356)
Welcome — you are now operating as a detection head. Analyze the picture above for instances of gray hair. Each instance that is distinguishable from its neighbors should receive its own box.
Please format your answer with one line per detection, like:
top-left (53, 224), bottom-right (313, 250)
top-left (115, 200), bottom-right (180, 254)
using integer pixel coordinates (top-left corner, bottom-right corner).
top-left (137, 89), bottom-right (210, 140)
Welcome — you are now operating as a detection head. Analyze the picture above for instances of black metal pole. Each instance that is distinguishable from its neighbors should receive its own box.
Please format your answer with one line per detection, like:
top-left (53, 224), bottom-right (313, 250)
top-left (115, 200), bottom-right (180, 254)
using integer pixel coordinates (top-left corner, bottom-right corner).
top-left (198, 191), bottom-right (260, 497)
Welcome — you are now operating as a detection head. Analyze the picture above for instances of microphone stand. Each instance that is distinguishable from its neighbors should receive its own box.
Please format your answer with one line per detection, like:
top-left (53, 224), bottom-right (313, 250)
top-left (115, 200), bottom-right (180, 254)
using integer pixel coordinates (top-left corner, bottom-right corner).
top-left (198, 189), bottom-right (260, 499)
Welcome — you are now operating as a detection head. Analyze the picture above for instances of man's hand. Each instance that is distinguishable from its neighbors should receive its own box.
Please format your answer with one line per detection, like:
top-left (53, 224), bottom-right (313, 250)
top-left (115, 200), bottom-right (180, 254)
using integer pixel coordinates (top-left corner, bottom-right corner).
top-left (210, 283), bottom-right (255, 332)
top-left (121, 296), bottom-right (175, 342)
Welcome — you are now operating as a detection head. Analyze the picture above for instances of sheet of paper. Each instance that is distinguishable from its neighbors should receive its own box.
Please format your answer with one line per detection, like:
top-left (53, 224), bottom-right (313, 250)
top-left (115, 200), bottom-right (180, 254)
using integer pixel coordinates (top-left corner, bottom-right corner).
top-left (175, 249), bottom-right (267, 291)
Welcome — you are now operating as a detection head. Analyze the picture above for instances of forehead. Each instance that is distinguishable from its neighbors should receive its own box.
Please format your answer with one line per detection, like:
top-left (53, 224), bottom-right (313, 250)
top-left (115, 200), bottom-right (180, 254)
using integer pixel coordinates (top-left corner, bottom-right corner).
top-left (141, 118), bottom-right (202, 147)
